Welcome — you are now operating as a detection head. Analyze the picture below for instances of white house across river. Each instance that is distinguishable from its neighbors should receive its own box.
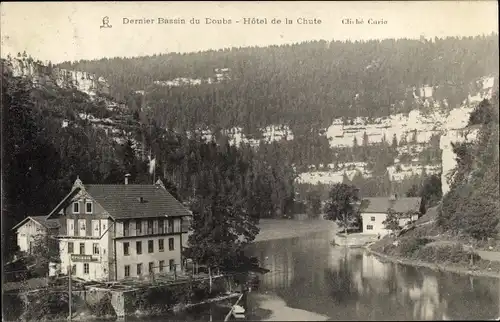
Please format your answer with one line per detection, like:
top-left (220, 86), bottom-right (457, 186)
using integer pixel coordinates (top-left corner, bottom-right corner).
top-left (360, 195), bottom-right (421, 236)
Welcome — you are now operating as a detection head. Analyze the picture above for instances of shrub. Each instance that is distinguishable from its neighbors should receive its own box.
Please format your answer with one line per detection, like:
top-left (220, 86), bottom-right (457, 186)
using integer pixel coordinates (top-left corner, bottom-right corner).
top-left (127, 278), bottom-right (227, 314)
top-left (416, 244), bottom-right (481, 265)
top-left (398, 237), bottom-right (433, 257)
top-left (2, 293), bottom-right (24, 321)
top-left (88, 292), bottom-right (115, 318)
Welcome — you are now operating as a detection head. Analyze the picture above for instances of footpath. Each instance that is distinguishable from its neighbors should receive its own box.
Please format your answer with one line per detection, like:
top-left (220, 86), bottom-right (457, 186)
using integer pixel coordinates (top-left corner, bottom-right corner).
top-left (477, 250), bottom-right (500, 263)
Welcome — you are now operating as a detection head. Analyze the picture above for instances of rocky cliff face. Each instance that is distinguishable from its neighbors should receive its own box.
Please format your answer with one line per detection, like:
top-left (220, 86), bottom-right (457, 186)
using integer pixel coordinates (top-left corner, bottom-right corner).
top-left (296, 76), bottom-right (496, 186)
top-left (4, 56), bottom-right (110, 97)
top-left (2, 56), bottom-right (145, 157)
top-left (4, 55), bottom-right (496, 191)
top-left (439, 127), bottom-right (480, 196)
top-left (323, 77), bottom-right (494, 149)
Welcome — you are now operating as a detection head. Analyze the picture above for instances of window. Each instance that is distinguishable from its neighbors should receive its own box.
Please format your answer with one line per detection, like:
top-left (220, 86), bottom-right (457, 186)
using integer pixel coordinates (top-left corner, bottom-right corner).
top-left (67, 219), bottom-right (74, 236)
top-left (159, 260), bottom-right (165, 272)
top-left (136, 220), bottom-right (142, 235)
top-left (148, 240), bottom-right (154, 253)
top-left (367, 225), bottom-right (374, 230)
top-left (124, 265), bottom-right (130, 277)
top-left (168, 238), bottom-right (174, 251)
top-left (79, 243), bottom-right (85, 254)
top-left (371, 216), bottom-right (376, 222)
top-left (93, 243), bottom-right (99, 255)
top-left (85, 201), bottom-right (93, 214)
top-left (92, 220), bottom-right (100, 237)
top-left (71, 264), bottom-right (76, 275)
top-left (159, 219), bottom-right (164, 234)
top-left (158, 239), bottom-right (164, 252)
top-left (169, 259), bottom-right (175, 272)
top-left (73, 202), bottom-right (79, 214)
top-left (124, 221), bottom-right (130, 237)
top-left (167, 219), bottom-right (174, 233)
top-left (148, 220), bottom-right (153, 234)
top-left (83, 263), bottom-right (89, 274)
top-left (78, 219), bottom-right (86, 237)
top-left (136, 241), bottom-right (142, 254)
top-left (68, 242), bottom-right (74, 254)
top-left (149, 262), bottom-right (154, 273)
top-left (124, 242), bottom-right (130, 256)
top-left (137, 263), bottom-right (142, 276)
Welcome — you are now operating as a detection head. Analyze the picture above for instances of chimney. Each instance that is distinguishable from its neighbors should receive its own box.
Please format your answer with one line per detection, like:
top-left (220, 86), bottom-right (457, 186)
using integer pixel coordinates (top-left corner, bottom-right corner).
top-left (125, 173), bottom-right (131, 185)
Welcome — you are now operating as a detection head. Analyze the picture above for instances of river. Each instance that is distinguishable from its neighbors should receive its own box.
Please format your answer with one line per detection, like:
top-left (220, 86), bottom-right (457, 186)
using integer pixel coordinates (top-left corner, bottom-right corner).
top-left (130, 221), bottom-right (500, 321)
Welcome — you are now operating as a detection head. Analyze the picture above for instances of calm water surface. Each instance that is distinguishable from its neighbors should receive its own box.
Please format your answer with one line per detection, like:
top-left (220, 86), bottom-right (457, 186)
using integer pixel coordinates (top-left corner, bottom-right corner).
top-left (132, 229), bottom-right (500, 321)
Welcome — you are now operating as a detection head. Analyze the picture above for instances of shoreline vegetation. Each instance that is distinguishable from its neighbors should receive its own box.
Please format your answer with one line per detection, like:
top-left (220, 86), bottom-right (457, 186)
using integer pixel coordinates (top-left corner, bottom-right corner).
top-left (70, 292), bottom-right (241, 321)
top-left (257, 219), bottom-right (500, 280)
top-left (365, 245), bottom-right (500, 279)
top-left (363, 207), bottom-right (500, 279)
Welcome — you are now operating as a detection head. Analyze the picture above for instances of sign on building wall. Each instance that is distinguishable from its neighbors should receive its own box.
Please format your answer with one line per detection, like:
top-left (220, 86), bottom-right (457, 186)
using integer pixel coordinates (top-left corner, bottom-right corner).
top-left (70, 254), bottom-right (98, 262)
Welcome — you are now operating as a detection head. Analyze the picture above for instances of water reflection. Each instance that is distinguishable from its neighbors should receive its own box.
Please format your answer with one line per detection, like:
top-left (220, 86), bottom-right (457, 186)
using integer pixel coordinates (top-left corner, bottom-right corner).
top-left (249, 231), bottom-right (500, 321)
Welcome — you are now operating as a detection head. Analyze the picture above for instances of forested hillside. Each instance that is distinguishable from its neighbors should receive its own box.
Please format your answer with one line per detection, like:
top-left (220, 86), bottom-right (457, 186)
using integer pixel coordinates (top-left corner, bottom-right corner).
top-left (58, 35), bottom-right (499, 133)
top-left (438, 95), bottom-right (500, 238)
top-left (1, 63), bottom-right (300, 261)
top-left (4, 35), bottom-right (499, 260)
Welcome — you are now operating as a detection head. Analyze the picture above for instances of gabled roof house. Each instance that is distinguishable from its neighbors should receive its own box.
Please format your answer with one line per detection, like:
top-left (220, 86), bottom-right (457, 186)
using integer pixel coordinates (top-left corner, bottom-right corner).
top-left (14, 176), bottom-right (192, 281)
top-left (360, 195), bottom-right (421, 236)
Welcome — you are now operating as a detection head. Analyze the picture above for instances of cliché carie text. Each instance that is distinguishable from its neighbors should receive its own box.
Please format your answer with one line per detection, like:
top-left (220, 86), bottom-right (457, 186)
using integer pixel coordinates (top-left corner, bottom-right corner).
top-left (342, 18), bottom-right (388, 25)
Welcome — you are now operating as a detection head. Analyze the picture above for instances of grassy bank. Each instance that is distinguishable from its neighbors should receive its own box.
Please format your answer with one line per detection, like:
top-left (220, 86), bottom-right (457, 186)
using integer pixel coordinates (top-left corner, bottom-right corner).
top-left (366, 245), bottom-right (500, 279)
top-left (367, 208), bottom-right (500, 279)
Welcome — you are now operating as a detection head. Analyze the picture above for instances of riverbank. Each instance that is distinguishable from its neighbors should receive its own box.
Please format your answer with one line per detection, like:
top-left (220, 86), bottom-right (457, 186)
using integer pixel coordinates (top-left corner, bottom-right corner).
top-left (365, 245), bottom-right (500, 279)
top-left (255, 219), bottom-right (336, 242)
top-left (365, 205), bottom-right (500, 279)
top-left (333, 232), bottom-right (377, 247)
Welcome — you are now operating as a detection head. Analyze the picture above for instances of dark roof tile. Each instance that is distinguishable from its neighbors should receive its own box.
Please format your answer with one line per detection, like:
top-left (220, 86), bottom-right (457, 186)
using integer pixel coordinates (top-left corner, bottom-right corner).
top-left (362, 197), bottom-right (421, 214)
top-left (25, 216), bottom-right (60, 229)
top-left (85, 184), bottom-right (191, 219)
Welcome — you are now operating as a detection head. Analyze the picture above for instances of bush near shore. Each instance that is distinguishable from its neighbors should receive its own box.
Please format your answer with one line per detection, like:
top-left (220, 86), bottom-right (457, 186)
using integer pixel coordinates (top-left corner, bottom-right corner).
top-left (371, 230), bottom-right (500, 275)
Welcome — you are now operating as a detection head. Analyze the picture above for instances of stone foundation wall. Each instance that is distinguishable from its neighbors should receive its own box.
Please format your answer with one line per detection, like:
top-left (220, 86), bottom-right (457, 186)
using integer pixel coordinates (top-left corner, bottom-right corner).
top-left (2, 276), bottom-right (235, 321)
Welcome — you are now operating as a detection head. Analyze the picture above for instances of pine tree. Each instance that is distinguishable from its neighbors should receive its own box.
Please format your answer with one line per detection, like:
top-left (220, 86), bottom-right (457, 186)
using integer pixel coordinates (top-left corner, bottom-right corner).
top-left (324, 183), bottom-right (361, 234)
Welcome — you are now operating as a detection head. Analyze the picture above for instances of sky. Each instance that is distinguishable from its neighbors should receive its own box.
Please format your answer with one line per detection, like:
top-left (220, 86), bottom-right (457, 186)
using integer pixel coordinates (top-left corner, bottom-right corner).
top-left (1, 1), bottom-right (498, 64)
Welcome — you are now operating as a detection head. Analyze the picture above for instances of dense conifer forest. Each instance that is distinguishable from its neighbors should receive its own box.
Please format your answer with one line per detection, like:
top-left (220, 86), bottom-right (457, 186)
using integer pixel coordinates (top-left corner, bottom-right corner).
top-left (3, 34), bottom-right (499, 262)
top-left (59, 35), bottom-right (499, 132)
top-left (1, 67), bottom-right (299, 262)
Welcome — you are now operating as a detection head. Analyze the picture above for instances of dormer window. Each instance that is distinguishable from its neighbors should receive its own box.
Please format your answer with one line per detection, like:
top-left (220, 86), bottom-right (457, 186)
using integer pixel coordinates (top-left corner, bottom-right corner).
top-left (73, 202), bottom-right (79, 214)
top-left (85, 201), bottom-right (93, 214)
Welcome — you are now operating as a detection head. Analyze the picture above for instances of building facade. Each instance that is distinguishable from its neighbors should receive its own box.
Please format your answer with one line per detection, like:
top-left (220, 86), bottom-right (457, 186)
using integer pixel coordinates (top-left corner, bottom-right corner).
top-left (360, 196), bottom-right (421, 236)
top-left (13, 216), bottom-right (60, 254)
top-left (14, 177), bottom-right (193, 281)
